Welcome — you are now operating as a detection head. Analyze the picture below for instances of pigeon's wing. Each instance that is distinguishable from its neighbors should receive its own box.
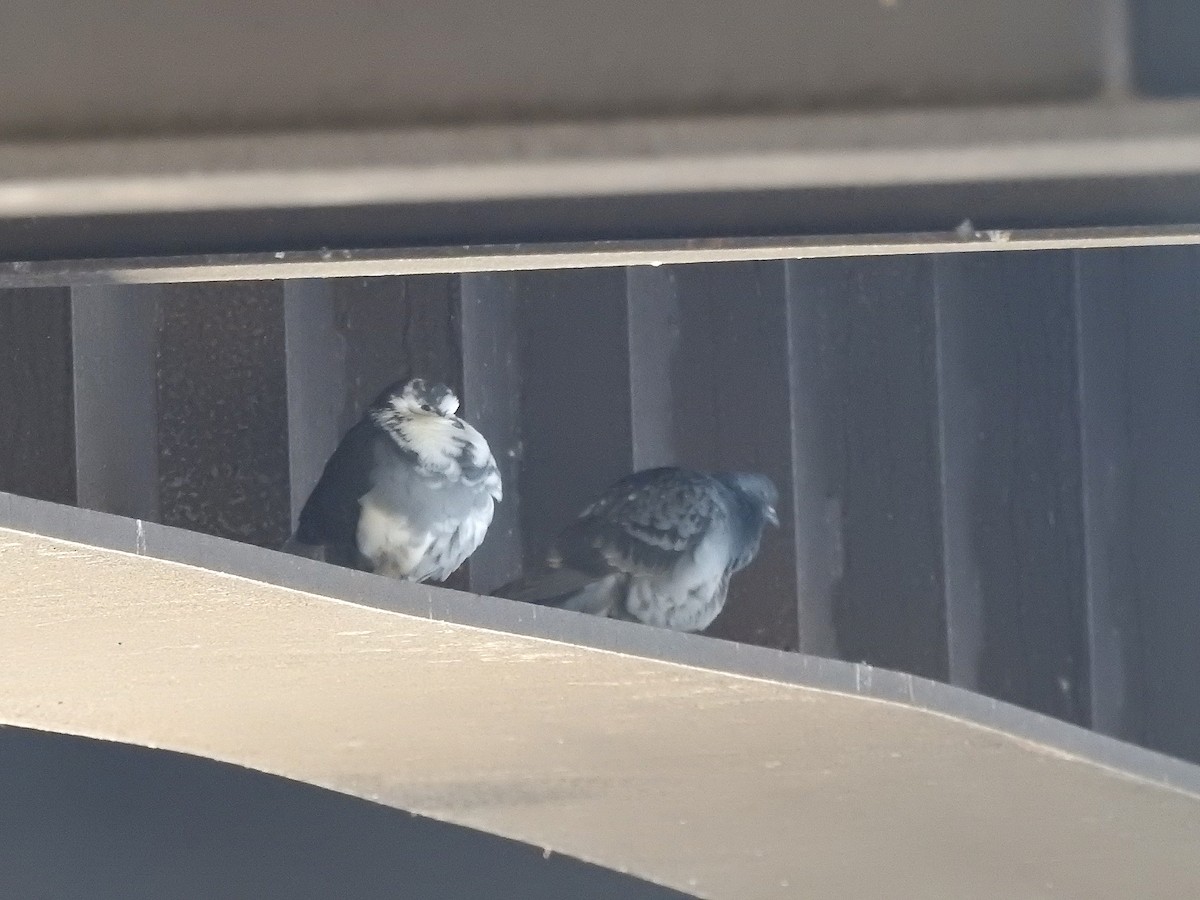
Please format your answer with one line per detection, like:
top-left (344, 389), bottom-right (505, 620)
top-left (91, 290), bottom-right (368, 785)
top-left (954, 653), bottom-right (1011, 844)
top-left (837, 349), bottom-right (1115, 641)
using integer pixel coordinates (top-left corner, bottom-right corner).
top-left (553, 468), bottom-right (728, 578)
top-left (449, 419), bottom-right (503, 502)
top-left (291, 419), bottom-right (382, 566)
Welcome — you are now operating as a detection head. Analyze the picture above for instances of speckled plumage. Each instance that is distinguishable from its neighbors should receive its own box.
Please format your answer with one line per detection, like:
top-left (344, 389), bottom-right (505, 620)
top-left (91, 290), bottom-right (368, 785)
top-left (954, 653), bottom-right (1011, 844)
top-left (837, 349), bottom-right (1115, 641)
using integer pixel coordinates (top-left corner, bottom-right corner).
top-left (496, 467), bottom-right (778, 632)
top-left (284, 378), bottom-right (501, 583)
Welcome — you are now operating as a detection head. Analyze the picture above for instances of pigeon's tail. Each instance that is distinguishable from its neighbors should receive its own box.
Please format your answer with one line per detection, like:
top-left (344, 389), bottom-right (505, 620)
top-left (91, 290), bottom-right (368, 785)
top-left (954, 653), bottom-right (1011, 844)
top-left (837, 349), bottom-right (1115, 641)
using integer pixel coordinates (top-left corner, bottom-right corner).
top-left (555, 574), bottom-right (626, 618)
top-left (492, 567), bottom-right (625, 618)
top-left (491, 567), bottom-right (587, 605)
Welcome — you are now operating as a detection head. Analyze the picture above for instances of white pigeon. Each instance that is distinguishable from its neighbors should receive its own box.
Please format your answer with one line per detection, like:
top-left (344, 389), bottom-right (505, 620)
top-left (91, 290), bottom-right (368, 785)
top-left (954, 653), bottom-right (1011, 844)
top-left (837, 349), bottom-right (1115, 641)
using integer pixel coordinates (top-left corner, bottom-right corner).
top-left (283, 378), bottom-right (501, 582)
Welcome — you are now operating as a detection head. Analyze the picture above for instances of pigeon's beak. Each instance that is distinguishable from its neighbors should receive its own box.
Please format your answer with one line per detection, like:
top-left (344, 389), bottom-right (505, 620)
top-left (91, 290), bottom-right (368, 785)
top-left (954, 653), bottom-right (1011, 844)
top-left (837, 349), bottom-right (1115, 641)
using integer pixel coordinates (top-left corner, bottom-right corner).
top-left (766, 506), bottom-right (779, 526)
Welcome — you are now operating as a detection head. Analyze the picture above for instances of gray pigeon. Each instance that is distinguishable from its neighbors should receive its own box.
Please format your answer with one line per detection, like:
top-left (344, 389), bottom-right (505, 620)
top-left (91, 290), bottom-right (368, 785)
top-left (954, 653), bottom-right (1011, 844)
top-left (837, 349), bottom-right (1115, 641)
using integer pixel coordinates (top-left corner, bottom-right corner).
top-left (283, 378), bottom-right (501, 582)
top-left (496, 466), bottom-right (778, 632)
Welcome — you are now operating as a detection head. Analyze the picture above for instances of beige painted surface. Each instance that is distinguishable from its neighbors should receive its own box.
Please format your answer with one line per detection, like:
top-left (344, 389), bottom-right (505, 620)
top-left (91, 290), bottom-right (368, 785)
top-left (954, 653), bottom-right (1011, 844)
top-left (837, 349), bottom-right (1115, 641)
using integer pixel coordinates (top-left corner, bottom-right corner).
top-left (2, 526), bottom-right (1200, 899)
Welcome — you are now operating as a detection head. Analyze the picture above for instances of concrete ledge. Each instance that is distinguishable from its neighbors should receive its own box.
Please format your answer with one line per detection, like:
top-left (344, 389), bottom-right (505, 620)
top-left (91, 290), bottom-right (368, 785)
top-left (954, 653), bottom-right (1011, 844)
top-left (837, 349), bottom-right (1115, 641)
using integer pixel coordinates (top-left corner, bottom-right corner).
top-left (3, 490), bottom-right (1200, 898)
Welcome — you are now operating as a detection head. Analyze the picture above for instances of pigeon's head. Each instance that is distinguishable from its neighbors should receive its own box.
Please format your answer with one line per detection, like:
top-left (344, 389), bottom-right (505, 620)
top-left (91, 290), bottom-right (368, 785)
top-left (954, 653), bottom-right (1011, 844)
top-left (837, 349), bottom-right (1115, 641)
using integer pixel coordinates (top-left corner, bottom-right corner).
top-left (376, 378), bottom-right (460, 418)
top-left (719, 472), bottom-right (780, 527)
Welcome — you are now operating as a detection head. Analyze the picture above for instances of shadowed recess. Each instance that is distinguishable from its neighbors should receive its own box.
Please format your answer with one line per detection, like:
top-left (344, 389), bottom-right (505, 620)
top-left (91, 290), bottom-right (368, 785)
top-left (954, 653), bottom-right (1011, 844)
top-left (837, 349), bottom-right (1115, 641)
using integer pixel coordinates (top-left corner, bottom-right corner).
top-left (0, 725), bottom-right (689, 900)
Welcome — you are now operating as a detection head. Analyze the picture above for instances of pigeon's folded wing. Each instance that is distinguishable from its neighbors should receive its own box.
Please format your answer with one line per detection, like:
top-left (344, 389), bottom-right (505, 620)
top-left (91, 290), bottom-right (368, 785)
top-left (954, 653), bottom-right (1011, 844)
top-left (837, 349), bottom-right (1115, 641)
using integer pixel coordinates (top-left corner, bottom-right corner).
top-left (449, 423), bottom-right (503, 501)
top-left (289, 419), bottom-right (380, 564)
top-left (553, 468), bottom-right (727, 578)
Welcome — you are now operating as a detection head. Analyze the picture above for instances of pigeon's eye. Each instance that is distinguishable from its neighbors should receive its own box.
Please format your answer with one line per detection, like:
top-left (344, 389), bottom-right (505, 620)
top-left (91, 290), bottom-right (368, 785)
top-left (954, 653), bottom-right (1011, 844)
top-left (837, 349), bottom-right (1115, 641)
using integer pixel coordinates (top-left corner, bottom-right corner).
top-left (420, 403), bottom-right (435, 413)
